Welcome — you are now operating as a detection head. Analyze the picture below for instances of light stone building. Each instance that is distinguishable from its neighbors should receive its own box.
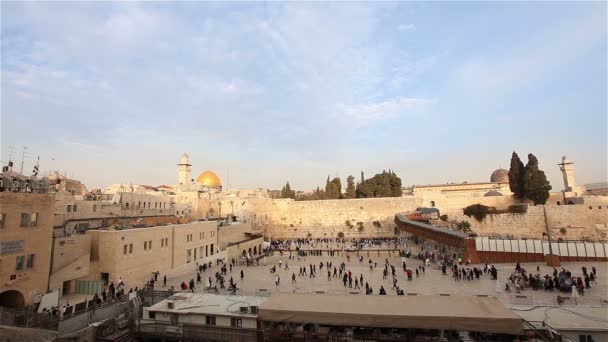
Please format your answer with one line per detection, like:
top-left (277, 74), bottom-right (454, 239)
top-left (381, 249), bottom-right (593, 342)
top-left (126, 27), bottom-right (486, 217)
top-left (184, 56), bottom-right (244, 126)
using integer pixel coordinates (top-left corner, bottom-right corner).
top-left (143, 293), bottom-right (266, 331)
top-left (88, 221), bottom-right (219, 287)
top-left (0, 192), bottom-right (54, 308)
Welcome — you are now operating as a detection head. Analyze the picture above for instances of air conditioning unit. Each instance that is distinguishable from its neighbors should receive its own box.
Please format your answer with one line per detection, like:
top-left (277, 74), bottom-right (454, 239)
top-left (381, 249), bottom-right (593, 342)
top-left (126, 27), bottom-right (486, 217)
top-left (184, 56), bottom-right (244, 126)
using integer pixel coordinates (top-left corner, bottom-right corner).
top-left (249, 306), bottom-right (258, 314)
top-left (167, 301), bottom-right (174, 309)
top-left (239, 306), bottom-right (248, 314)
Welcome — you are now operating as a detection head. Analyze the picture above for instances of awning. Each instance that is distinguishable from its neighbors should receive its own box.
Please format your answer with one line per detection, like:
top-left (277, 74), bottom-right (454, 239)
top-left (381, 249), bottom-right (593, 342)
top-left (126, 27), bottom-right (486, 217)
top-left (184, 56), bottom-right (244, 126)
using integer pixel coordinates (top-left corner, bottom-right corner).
top-left (259, 294), bottom-right (522, 335)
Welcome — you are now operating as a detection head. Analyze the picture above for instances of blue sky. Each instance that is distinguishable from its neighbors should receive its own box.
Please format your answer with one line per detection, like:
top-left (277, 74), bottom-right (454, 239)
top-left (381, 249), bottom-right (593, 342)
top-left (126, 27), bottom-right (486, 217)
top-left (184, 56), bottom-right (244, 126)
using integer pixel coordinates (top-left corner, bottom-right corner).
top-left (1, 2), bottom-right (606, 191)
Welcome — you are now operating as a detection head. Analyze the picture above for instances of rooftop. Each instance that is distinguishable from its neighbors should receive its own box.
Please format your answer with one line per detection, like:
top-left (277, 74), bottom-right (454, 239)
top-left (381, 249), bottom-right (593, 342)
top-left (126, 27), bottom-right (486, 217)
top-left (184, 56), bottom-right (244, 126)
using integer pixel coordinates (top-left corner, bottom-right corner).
top-left (259, 293), bottom-right (522, 335)
top-left (147, 293), bottom-right (267, 317)
top-left (510, 305), bottom-right (608, 332)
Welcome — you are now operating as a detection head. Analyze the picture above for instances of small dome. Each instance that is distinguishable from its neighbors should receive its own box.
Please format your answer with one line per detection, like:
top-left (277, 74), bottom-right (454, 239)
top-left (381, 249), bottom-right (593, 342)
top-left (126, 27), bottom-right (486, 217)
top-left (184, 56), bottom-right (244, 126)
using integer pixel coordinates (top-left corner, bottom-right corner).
top-left (484, 190), bottom-right (503, 197)
top-left (196, 170), bottom-right (221, 187)
top-left (179, 153), bottom-right (191, 165)
top-left (490, 169), bottom-right (509, 183)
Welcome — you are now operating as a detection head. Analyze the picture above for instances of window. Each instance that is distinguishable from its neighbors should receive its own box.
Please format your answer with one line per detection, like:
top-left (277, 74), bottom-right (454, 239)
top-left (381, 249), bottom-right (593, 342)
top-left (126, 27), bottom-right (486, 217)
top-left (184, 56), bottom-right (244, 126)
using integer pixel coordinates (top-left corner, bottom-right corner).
top-left (144, 241), bottom-right (148, 250)
top-left (26, 254), bottom-right (35, 269)
top-left (30, 213), bottom-right (38, 227)
top-left (206, 245), bottom-right (208, 257)
top-left (73, 205), bottom-right (77, 212)
top-left (67, 205), bottom-right (72, 213)
top-left (129, 244), bottom-right (133, 253)
top-left (142, 202), bottom-right (146, 208)
top-left (430, 201), bottom-right (436, 207)
top-left (149, 241), bottom-right (152, 249)
top-left (202, 232), bottom-right (205, 239)
top-left (199, 247), bottom-right (203, 258)
top-left (205, 315), bottom-right (216, 325)
top-left (187, 249), bottom-right (192, 263)
top-left (231, 318), bottom-right (242, 327)
top-left (210, 244), bottom-right (214, 256)
top-left (148, 202), bottom-right (151, 208)
top-left (200, 233), bottom-right (202, 240)
top-left (124, 245), bottom-right (128, 254)
top-left (0, 213), bottom-right (6, 229)
top-left (125, 202), bottom-right (129, 208)
top-left (579, 335), bottom-right (595, 342)
top-left (148, 311), bottom-right (156, 319)
top-left (20, 213), bottom-right (30, 227)
top-left (194, 248), bottom-right (197, 259)
top-left (599, 206), bottom-right (602, 209)
top-left (15, 255), bottom-right (24, 271)
top-left (589, 206), bottom-right (593, 209)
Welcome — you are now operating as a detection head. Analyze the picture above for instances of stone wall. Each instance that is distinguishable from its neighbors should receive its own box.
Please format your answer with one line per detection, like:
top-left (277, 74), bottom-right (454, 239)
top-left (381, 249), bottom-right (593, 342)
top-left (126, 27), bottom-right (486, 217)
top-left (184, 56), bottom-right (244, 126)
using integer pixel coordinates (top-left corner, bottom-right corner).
top-left (49, 234), bottom-right (91, 293)
top-left (198, 193), bottom-right (607, 241)
top-left (448, 199), bottom-right (608, 240)
top-left (217, 223), bottom-right (253, 251)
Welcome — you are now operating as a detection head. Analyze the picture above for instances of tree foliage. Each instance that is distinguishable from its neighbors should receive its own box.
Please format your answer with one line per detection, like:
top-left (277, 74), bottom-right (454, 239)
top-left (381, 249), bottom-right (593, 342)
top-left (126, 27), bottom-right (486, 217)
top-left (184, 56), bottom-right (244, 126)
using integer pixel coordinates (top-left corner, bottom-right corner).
top-left (325, 176), bottom-right (342, 199)
top-left (280, 181), bottom-right (296, 199)
top-left (508, 152), bottom-right (525, 198)
top-left (463, 204), bottom-right (491, 222)
top-left (356, 170), bottom-right (402, 198)
top-left (522, 153), bottom-right (552, 205)
top-left (345, 175), bottom-right (356, 199)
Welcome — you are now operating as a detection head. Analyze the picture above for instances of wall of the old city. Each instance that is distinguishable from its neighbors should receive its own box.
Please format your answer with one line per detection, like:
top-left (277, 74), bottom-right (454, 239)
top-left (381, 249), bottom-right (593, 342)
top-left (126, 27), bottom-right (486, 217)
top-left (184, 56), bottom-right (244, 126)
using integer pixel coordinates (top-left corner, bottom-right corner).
top-left (447, 197), bottom-right (608, 240)
top-left (200, 193), bottom-right (608, 241)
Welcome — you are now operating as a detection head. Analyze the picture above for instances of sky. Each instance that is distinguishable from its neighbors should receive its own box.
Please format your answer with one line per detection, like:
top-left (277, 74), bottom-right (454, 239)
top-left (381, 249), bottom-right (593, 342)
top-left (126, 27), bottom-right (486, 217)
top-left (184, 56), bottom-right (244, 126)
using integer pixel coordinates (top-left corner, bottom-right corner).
top-left (1, 2), bottom-right (606, 191)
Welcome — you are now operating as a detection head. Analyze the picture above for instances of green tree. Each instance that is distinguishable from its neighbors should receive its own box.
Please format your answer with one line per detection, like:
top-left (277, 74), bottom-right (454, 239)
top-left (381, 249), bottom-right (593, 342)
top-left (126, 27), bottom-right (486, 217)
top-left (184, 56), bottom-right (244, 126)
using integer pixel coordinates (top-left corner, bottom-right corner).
top-left (523, 154), bottom-right (552, 205)
top-left (325, 176), bottom-right (342, 199)
top-left (345, 175), bottom-right (356, 198)
top-left (356, 170), bottom-right (402, 198)
top-left (280, 181), bottom-right (296, 199)
top-left (508, 152), bottom-right (525, 198)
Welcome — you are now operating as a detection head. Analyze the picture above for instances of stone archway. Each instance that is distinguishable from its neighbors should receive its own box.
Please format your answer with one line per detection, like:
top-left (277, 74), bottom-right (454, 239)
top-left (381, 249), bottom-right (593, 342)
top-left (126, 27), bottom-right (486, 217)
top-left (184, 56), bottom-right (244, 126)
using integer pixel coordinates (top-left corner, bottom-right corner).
top-left (248, 247), bottom-right (252, 256)
top-left (0, 290), bottom-right (25, 309)
top-left (253, 246), bottom-right (257, 255)
top-left (242, 250), bottom-right (246, 257)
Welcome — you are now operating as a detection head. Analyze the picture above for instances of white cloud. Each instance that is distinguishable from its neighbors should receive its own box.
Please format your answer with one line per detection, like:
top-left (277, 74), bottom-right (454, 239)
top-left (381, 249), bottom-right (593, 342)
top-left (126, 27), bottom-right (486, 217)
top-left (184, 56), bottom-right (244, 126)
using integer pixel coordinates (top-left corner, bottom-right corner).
top-left (334, 97), bottom-right (436, 126)
top-left (398, 24), bottom-right (416, 32)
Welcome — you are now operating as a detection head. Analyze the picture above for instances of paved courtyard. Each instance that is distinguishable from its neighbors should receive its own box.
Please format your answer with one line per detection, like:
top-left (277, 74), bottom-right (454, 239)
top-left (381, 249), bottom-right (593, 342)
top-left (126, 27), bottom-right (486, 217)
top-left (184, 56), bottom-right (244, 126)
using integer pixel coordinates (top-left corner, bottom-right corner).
top-left (159, 252), bottom-right (608, 307)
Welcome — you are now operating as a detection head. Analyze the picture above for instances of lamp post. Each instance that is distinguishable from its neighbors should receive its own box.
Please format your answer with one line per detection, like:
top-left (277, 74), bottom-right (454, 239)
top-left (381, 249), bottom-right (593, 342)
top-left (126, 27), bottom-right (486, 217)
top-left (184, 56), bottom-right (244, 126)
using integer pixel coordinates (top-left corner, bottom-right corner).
top-left (543, 205), bottom-right (560, 266)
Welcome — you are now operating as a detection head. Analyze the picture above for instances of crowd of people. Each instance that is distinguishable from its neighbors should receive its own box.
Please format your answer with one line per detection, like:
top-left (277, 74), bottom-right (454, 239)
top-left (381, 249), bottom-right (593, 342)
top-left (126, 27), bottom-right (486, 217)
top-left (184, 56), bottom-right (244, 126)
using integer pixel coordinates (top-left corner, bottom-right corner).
top-left (47, 237), bottom-right (602, 321)
top-left (504, 262), bottom-right (598, 299)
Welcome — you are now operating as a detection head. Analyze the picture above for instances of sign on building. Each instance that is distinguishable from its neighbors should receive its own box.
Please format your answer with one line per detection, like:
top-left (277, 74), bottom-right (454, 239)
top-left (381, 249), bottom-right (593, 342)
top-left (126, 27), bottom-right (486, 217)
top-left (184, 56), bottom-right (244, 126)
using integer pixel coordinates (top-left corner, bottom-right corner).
top-left (0, 240), bottom-right (25, 255)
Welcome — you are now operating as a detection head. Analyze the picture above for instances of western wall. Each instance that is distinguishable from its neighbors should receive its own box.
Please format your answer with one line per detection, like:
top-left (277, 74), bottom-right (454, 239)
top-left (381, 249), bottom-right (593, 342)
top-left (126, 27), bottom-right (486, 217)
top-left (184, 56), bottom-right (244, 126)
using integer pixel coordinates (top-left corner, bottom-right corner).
top-left (213, 194), bottom-right (608, 241)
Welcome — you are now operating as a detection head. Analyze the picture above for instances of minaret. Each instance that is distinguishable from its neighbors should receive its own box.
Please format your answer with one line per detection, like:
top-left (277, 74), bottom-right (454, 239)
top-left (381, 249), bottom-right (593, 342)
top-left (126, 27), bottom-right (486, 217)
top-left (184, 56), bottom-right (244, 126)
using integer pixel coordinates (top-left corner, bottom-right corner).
top-left (558, 155), bottom-right (576, 192)
top-left (177, 153), bottom-right (192, 192)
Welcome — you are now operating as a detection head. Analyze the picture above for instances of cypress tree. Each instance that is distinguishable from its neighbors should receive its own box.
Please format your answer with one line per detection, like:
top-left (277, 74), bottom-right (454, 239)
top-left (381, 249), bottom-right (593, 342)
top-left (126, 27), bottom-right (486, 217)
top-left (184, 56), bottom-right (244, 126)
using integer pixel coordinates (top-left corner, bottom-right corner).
top-left (345, 175), bottom-right (356, 198)
top-left (508, 152), bottom-right (525, 198)
top-left (523, 154), bottom-right (552, 205)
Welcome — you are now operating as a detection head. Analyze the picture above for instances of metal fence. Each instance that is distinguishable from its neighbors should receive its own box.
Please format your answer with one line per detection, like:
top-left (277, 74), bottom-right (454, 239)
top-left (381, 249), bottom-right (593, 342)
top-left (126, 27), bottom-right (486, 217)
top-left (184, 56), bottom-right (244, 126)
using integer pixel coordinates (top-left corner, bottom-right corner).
top-left (0, 305), bottom-right (59, 330)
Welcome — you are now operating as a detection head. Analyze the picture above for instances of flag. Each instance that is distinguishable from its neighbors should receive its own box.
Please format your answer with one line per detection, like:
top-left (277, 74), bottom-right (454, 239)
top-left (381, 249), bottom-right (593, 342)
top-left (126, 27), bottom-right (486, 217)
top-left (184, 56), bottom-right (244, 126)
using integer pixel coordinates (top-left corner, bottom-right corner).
top-left (32, 156), bottom-right (39, 176)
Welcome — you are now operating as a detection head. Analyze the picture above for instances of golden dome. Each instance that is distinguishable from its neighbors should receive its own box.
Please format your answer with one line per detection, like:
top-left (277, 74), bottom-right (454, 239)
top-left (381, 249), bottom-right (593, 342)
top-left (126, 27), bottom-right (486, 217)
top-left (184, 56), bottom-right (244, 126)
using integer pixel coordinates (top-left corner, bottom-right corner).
top-left (196, 170), bottom-right (222, 187)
